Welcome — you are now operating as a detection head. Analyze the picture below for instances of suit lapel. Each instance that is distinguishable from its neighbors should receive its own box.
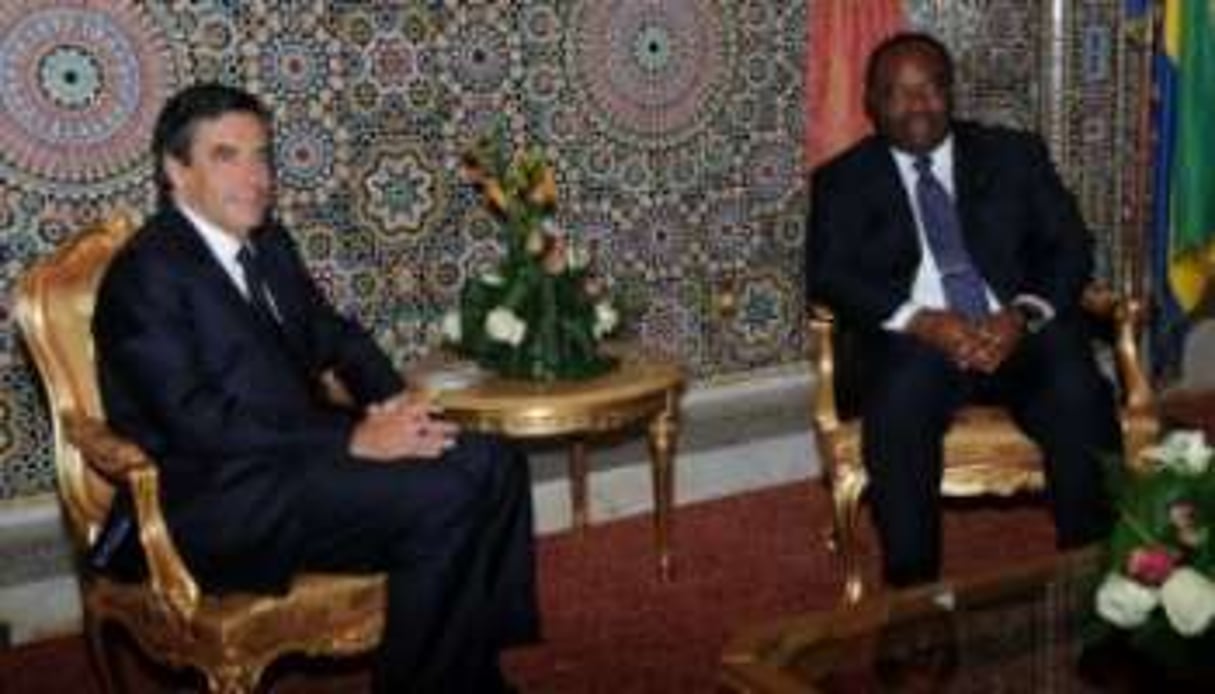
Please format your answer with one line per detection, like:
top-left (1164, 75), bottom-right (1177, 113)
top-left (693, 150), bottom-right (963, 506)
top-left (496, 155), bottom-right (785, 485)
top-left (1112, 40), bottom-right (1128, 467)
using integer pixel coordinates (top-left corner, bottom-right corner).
top-left (951, 125), bottom-right (994, 243)
top-left (245, 229), bottom-right (313, 365)
top-left (865, 140), bottom-right (922, 264)
top-left (163, 208), bottom-right (308, 363)
top-left (161, 208), bottom-right (256, 314)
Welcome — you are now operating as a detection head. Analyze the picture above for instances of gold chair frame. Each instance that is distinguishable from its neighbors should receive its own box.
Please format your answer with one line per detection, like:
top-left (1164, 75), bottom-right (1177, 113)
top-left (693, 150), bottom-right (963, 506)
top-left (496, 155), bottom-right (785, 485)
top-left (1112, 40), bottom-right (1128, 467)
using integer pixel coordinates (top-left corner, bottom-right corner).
top-left (808, 284), bottom-right (1158, 604)
top-left (15, 216), bottom-right (386, 693)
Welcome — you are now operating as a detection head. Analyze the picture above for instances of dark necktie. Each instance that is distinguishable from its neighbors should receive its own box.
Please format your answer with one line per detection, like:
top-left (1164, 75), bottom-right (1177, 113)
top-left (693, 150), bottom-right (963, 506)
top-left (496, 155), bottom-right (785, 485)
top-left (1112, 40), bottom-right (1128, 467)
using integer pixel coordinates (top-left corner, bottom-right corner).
top-left (914, 155), bottom-right (989, 320)
top-left (236, 245), bottom-right (281, 326)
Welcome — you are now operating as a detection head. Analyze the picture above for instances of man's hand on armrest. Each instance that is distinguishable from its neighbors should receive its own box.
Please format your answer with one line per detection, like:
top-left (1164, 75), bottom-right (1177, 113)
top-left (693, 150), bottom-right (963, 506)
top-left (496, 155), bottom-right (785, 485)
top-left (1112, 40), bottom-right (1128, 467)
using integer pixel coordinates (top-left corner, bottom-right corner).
top-left (348, 391), bottom-right (460, 461)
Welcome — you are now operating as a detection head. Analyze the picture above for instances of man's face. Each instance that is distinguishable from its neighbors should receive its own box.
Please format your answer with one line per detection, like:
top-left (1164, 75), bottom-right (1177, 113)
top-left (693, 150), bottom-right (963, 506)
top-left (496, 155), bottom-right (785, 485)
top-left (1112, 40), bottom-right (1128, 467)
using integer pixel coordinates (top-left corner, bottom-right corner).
top-left (165, 111), bottom-right (273, 239)
top-left (869, 46), bottom-right (951, 154)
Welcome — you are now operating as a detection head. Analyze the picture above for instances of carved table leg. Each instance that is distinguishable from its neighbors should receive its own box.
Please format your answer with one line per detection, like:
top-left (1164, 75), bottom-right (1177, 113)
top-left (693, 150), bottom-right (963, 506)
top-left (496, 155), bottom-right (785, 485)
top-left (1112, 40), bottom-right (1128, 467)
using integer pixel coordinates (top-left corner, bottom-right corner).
top-left (648, 390), bottom-right (680, 582)
top-left (569, 438), bottom-right (590, 534)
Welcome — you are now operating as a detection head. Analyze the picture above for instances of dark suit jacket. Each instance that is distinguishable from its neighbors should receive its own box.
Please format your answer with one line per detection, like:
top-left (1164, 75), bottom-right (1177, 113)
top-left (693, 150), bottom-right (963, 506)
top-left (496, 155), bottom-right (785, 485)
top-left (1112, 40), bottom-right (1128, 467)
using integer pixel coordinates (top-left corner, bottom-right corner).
top-left (808, 120), bottom-right (1093, 330)
top-left (92, 207), bottom-right (403, 590)
top-left (806, 121), bottom-right (1095, 413)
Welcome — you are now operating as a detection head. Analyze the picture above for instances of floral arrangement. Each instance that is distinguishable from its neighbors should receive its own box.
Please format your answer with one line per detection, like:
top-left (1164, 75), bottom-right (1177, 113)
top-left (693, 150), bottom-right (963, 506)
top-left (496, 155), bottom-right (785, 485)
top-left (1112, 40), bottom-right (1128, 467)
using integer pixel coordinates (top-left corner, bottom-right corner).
top-left (441, 122), bottom-right (618, 380)
top-left (1092, 430), bottom-right (1215, 666)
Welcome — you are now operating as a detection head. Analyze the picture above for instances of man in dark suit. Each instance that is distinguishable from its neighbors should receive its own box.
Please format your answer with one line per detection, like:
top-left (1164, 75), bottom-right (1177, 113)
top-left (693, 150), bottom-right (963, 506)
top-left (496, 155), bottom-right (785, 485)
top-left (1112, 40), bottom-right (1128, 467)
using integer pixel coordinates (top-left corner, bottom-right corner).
top-left (92, 84), bottom-right (538, 692)
top-left (807, 33), bottom-right (1120, 586)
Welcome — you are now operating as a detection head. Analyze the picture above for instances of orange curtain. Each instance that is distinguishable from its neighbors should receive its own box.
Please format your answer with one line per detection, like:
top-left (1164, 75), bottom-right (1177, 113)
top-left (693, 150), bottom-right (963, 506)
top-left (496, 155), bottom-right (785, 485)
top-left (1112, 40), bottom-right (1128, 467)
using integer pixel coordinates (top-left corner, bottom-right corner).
top-left (804, 0), bottom-right (906, 170)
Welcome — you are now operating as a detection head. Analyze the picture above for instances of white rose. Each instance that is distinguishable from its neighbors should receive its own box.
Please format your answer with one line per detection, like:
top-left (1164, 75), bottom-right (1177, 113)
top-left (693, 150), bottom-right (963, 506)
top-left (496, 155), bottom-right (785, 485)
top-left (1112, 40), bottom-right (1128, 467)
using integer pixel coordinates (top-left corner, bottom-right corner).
top-left (541, 218), bottom-right (564, 238)
top-left (485, 307), bottom-right (527, 346)
top-left (1160, 567), bottom-right (1215, 636)
top-left (592, 302), bottom-right (618, 339)
top-left (1095, 572), bottom-right (1159, 629)
top-left (1145, 430), bottom-right (1212, 476)
top-left (567, 243), bottom-right (590, 270)
top-left (441, 310), bottom-right (462, 343)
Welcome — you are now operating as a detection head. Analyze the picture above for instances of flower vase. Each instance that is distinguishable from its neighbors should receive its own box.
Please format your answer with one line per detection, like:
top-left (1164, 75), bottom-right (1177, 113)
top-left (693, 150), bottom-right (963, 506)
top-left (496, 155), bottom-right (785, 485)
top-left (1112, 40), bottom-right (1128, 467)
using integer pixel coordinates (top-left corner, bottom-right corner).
top-left (455, 269), bottom-right (615, 382)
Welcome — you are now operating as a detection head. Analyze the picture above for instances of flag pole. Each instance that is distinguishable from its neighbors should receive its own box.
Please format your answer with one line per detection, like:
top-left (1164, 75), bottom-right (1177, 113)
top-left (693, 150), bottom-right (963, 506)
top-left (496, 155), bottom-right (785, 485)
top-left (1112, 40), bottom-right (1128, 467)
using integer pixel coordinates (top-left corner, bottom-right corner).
top-left (1125, 1), bottom-right (1157, 304)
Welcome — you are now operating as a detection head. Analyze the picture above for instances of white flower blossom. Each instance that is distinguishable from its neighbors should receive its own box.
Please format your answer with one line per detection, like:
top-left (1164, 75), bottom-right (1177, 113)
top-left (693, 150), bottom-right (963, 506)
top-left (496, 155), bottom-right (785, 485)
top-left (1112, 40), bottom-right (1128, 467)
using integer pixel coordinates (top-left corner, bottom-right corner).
top-left (485, 307), bottom-right (527, 346)
top-left (441, 310), bottom-right (462, 343)
top-left (1160, 567), bottom-right (1215, 636)
top-left (1095, 572), bottom-right (1159, 629)
top-left (541, 218), bottom-right (564, 238)
top-left (1143, 430), bottom-right (1212, 476)
top-left (567, 246), bottom-right (588, 270)
top-left (480, 272), bottom-right (504, 287)
top-left (592, 301), bottom-right (619, 339)
top-left (567, 243), bottom-right (591, 270)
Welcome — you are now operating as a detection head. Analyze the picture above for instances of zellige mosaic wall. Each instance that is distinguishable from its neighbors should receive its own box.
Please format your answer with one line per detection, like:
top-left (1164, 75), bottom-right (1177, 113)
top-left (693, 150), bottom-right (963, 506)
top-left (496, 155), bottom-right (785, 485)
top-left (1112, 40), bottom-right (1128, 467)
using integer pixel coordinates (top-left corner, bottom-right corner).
top-left (0, 0), bottom-right (1146, 500)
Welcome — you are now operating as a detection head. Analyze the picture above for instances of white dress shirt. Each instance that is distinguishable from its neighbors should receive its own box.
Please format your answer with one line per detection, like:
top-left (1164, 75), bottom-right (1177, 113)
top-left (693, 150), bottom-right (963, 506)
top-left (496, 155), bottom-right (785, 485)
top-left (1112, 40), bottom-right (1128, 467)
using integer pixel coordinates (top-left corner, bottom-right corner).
top-left (881, 137), bottom-right (1052, 331)
top-left (178, 203), bottom-right (252, 298)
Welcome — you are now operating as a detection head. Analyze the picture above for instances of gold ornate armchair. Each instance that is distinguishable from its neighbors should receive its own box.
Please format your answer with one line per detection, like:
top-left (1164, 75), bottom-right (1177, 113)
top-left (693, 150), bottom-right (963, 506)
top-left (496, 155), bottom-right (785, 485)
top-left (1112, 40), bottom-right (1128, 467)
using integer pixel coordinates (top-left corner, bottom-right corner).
top-left (808, 284), bottom-right (1158, 604)
top-left (15, 216), bottom-right (386, 693)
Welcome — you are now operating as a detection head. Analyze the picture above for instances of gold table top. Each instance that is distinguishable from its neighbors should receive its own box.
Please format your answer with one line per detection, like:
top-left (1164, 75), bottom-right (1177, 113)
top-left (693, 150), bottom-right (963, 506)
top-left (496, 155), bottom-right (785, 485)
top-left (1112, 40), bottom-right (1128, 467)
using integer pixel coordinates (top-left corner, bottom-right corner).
top-left (430, 354), bottom-right (685, 437)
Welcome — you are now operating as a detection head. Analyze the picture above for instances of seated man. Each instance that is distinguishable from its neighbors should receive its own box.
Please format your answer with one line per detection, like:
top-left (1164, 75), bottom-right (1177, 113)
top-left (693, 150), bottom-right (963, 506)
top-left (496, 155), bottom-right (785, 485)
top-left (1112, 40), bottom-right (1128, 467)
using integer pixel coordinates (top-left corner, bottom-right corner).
top-left (91, 83), bottom-right (538, 692)
top-left (806, 33), bottom-right (1121, 586)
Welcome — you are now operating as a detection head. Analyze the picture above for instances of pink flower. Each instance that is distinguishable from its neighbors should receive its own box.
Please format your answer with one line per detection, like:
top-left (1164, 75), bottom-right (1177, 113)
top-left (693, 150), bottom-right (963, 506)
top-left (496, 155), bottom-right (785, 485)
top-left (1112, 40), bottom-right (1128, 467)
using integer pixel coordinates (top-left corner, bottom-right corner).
top-left (1126, 546), bottom-right (1179, 586)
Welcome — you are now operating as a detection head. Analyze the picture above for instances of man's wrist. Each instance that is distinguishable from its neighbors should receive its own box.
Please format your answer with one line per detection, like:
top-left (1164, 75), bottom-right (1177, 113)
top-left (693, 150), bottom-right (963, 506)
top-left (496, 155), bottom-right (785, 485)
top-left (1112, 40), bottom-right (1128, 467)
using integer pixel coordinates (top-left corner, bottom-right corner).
top-left (1011, 301), bottom-right (1049, 334)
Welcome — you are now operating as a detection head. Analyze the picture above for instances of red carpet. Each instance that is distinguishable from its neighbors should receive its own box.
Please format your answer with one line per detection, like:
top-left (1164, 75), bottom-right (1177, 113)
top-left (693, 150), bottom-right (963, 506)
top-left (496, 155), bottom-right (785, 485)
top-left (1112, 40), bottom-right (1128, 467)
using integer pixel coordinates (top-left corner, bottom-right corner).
top-left (0, 482), bottom-right (1058, 693)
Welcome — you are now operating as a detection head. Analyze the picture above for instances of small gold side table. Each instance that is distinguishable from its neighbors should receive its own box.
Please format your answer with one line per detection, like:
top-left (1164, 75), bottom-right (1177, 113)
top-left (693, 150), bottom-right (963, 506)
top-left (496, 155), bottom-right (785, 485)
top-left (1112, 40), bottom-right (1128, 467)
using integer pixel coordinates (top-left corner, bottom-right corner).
top-left (431, 352), bottom-right (685, 581)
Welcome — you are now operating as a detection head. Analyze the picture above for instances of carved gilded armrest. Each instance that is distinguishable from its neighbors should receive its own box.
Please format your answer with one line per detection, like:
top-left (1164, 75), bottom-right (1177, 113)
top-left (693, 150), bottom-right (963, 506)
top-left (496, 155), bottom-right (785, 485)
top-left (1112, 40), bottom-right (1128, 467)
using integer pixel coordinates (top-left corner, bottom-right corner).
top-left (1080, 283), bottom-right (1152, 411)
top-left (1081, 283), bottom-right (1157, 470)
top-left (62, 411), bottom-right (200, 619)
top-left (807, 304), bottom-right (841, 434)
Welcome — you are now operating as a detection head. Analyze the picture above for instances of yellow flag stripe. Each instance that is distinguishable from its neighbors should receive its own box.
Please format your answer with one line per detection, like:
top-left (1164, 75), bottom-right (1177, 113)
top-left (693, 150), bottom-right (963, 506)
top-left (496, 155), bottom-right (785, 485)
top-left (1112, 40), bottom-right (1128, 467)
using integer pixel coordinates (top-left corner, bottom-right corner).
top-left (1169, 236), bottom-right (1215, 311)
top-left (1164, 0), bottom-right (1181, 61)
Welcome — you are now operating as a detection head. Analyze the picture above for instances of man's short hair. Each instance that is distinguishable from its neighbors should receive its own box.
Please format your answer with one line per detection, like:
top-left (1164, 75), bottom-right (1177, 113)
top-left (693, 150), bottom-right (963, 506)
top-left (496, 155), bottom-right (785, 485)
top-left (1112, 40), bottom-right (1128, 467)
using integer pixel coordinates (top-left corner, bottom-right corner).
top-left (863, 32), bottom-right (955, 114)
top-left (151, 84), bottom-right (271, 208)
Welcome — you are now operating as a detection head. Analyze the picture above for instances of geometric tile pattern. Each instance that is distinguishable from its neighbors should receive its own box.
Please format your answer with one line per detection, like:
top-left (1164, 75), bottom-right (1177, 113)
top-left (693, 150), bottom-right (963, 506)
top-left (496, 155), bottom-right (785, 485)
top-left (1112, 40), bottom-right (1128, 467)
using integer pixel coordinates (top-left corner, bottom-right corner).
top-left (0, 0), bottom-right (1145, 499)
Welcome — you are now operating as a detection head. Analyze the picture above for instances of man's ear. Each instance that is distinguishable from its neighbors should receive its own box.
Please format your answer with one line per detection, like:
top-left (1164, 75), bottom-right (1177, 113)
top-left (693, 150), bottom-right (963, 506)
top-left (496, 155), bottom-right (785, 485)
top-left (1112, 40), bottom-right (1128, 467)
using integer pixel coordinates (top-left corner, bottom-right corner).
top-left (163, 155), bottom-right (188, 191)
top-left (863, 93), bottom-right (879, 127)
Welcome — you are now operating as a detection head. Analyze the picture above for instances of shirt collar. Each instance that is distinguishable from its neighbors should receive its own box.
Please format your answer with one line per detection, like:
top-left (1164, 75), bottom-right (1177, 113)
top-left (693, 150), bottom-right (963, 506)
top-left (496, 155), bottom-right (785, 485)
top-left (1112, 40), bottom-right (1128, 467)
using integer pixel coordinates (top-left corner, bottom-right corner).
top-left (176, 201), bottom-right (245, 266)
top-left (890, 135), bottom-right (957, 199)
top-left (890, 134), bottom-right (954, 177)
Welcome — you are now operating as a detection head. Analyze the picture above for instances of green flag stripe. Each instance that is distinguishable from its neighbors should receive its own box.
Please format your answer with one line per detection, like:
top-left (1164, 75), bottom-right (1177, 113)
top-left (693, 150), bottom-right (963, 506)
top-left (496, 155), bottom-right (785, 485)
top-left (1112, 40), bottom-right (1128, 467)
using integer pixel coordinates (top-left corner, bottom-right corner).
top-left (1171, 0), bottom-right (1215, 253)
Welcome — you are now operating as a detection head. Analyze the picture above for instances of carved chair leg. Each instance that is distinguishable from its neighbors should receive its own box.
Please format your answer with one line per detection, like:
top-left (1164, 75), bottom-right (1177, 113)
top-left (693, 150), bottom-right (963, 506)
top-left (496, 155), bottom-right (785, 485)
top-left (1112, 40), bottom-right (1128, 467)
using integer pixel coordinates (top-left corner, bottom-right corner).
top-left (830, 473), bottom-right (867, 605)
top-left (205, 663), bottom-right (265, 694)
top-left (84, 613), bottom-right (118, 694)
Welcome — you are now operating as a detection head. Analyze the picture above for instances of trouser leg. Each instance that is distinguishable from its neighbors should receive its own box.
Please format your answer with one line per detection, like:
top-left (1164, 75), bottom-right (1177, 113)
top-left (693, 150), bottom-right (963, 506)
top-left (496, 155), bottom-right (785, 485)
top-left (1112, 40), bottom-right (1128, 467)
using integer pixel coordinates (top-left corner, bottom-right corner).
top-left (295, 433), bottom-right (538, 693)
top-left (863, 336), bottom-right (966, 586)
top-left (999, 321), bottom-right (1119, 548)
